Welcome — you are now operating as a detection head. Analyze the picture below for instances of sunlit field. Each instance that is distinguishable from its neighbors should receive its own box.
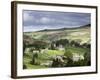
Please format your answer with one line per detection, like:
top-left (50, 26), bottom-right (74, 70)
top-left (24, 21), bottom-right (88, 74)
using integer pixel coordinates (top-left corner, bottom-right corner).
top-left (23, 25), bottom-right (91, 69)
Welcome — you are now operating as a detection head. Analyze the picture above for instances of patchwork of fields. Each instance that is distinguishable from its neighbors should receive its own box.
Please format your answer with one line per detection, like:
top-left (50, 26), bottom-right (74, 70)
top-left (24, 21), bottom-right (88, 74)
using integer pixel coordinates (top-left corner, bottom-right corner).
top-left (23, 25), bottom-right (91, 69)
top-left (24, 26), bottom-right (90, 44)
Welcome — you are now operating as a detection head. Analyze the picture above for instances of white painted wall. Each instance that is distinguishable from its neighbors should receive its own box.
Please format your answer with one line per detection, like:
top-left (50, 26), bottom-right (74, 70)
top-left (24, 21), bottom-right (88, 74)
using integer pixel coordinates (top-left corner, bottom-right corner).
top-left (0, 0), bottom-right (99, 80)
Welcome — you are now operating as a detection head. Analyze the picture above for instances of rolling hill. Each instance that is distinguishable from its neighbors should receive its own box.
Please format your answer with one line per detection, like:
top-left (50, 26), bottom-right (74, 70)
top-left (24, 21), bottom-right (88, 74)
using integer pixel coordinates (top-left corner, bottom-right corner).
top-left (23, 24), bottom-right (91, 44)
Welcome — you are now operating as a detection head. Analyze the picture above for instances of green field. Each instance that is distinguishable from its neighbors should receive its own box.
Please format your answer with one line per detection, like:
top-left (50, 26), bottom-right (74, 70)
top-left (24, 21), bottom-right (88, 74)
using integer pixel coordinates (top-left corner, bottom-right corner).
top-left (24, 49), bottom-right (64, 69)
top-left (24, 46), bottom-right (90, 69)
top-left (24, 26), bottom-right (90, 44)
top-left (23, 25), bottom-right (91, 69)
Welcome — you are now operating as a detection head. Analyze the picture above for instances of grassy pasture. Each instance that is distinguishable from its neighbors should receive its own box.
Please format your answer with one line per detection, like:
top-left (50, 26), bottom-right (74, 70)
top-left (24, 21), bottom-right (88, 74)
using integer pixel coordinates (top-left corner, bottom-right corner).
top-left (23, 46), bottom-right (89, 69)
top-left (23, 26), bottom-right (91, 69)
top-left (24, 26), bottom-right (90, 44)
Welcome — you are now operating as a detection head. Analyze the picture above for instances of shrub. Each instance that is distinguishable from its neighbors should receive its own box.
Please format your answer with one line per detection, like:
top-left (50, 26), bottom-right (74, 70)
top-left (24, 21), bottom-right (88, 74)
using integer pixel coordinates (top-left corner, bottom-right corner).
top-left (23, 64), bottom-right (27, 69)
top-left (51, 57), bottom-right (64, 67)
top-left (64, 49), bottom-right (74, 67)
top-left (84, 52), bottom-right (91, 66)
top-left (64, 49), bottom-right (73, 59)
top-left (30, 53), bottom-right (39, 65)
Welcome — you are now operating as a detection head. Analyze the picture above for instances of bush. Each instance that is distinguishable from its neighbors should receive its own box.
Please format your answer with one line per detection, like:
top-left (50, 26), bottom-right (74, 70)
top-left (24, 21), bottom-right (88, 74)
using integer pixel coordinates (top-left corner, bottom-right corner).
top-left (72, 60), bottom-right (85, 66)
top-left (23, 64), bottom-right (27, 69)
top-left (55, 39), bottom-right (69, 47)
top-left (84, 52), bottom-right (91, 66)
top-left (64, 49), bottom-right (73, 59)
top-left (51, 57), bottom-right (64, 67)
top-left (30, 53), bottom-right (39, 65)
top-left (65, 58), bottom-right (73, 67)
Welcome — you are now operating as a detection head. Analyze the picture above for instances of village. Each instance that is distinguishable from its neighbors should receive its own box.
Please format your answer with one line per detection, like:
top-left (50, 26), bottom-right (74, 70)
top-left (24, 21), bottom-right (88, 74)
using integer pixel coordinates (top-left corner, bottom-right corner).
top-left (23, 38), bottom-right (90, 69)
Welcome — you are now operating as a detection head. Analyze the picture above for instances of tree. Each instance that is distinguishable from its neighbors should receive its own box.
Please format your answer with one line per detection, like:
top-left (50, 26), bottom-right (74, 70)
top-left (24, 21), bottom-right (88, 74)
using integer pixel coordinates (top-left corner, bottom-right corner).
top-left (23, 64), bottom-right (27, 69)
top-left (32, 40), bottom-right (49, 52)
top-left (23, 41), bottom-right (26, 56)
top-left (30, 52), bottom-right (39, 65)
top-left (64, 48), bottom-right (74, 67)
top-left (82, 43), bottom-right (91, 49)
top-left (86, 44), bottom-right (91, 48)
top-left (70, 40), bottom-right (75, 47)
top-left (52, 56), bottom-right (64, 67)
top-left (74, 42), bottom-right (80, 47)
top-left (50, 43), bottom-right (56, 50)
top-left (55, 39), bottom-right (69, 47)
top-left (84, 52), bottom-right (91, 65)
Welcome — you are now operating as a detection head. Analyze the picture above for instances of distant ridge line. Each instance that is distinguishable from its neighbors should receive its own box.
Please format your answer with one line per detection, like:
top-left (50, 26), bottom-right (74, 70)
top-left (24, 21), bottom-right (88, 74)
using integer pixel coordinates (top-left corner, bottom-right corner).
top-left (24, 24), bottom-right (91, 33)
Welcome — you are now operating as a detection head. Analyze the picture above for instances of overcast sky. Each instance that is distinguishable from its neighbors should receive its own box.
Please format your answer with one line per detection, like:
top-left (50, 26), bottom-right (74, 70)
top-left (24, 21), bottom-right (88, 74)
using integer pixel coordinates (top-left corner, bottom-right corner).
top-left (23, 10), bottom-right (91, 32)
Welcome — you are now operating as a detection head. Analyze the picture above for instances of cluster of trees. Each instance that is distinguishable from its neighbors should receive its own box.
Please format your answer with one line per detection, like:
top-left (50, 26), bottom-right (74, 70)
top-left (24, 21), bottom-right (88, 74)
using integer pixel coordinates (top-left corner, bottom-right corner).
top-left (23, 37), bottom-right (91, 68)
top-left (23, 40), bottom-right (49, 55)
top-left (50, 39), bottom-right (90, 50)
top-left (23, 37), bottom-right (90, 55)
top-left (64, 49), bottom-right (90, 67)
top-left (24, 49), bottom-right (90, 68)
top-left (51, 50), bottom-right (90, 67)
top-left (50, 39), bottom-right (91, 67)
top-left (50, 39), bottom-right (69, 50)
top-left (30, 52), bottom-right (40, 65)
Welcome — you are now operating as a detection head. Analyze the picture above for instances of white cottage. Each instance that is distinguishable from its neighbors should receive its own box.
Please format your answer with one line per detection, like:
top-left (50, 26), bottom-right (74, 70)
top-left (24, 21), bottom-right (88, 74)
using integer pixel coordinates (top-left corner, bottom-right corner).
top-left (72, 53), bottom-right (84, 61)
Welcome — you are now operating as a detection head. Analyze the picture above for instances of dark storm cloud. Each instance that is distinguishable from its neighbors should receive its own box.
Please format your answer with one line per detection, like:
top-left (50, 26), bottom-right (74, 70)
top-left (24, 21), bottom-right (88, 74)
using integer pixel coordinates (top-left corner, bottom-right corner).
top-left (23, 10), bottom-right (91, 32)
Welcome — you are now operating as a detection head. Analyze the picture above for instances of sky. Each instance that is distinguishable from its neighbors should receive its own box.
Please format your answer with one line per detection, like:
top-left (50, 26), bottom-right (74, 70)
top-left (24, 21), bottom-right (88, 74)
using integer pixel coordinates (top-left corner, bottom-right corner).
top-left (23, 10), bottom-right (91, 32)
